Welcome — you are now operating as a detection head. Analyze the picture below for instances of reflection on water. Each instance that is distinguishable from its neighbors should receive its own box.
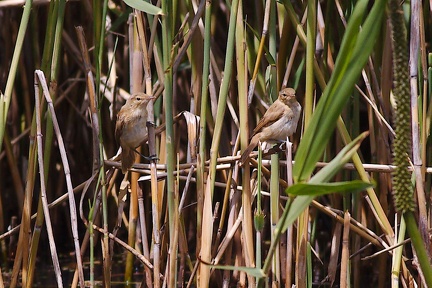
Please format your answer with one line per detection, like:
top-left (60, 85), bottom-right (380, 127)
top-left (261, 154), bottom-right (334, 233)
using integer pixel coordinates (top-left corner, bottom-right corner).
top-left (2, 253), bottom-right (145, 287)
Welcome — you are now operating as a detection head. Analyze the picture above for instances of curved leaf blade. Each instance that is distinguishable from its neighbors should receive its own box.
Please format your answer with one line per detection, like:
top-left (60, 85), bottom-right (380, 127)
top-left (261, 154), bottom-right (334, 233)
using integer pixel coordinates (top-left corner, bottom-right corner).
top-left (122, 0), bottom-right (163, 15)
top-left (292, 0), bottom-right (386, 182)
top-left (287, 180), bottom-right (373, 197)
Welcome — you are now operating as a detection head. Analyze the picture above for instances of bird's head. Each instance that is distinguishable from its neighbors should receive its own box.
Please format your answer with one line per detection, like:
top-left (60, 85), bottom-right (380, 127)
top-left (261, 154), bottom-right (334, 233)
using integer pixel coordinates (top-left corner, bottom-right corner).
top-left (278, 88), bottom-right (297, 104)
top-left (128, 92), bottom-right (156, 108)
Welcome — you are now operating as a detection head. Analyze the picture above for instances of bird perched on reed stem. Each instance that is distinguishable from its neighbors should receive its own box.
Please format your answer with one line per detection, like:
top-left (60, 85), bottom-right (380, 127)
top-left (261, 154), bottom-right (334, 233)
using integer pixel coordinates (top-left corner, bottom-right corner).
top-left (115, 92), bottom-right (155, 173)
top-left (240, 87), bottom-right (301, 165)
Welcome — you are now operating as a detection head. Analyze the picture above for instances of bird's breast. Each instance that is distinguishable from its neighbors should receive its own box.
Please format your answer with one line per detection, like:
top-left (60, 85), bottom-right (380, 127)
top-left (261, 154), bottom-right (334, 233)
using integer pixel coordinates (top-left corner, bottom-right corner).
top-left (120, 116), bottom-right (147, 148)
top-left (260, 107), bottom-right (300, 142)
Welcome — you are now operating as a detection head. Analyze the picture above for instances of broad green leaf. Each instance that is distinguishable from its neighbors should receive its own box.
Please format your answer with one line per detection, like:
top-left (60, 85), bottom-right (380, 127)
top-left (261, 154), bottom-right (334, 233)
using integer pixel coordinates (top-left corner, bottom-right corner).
top-left (122, 0), bottom-right (163, 15)
top-left (277, 182), bottom-right (369, 234)
top-left (292, 0), bottom-right (386, 182)
top-left (276, 132), bottom-right (369, 233)
top-left (208, 264), bottom-right (266, 278)
top-left (287, 180), bottom-right (373, 196)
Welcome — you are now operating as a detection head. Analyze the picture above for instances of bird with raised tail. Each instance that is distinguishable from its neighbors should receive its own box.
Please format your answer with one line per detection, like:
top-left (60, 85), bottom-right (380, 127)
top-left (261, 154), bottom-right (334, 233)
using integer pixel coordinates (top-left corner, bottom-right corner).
top-left (115, 92), bottom-right (155, 173)
top-left (240, 87), bottom-right (301, 165)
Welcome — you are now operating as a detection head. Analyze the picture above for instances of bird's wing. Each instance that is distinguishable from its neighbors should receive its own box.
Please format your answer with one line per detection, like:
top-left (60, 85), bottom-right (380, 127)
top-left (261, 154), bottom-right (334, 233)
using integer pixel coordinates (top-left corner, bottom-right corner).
top-left (252, 101), bottom-right (285, 135)
top-left (115, 114), bottom-right (125, 144)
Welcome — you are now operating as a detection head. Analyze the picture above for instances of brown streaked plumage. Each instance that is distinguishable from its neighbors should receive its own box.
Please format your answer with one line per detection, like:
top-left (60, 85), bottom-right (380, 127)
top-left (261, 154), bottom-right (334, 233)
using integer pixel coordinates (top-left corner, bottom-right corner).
top-left (240, 87), bottom-right (301, 165)
top-left (115, 92), bottom-right (155, 173)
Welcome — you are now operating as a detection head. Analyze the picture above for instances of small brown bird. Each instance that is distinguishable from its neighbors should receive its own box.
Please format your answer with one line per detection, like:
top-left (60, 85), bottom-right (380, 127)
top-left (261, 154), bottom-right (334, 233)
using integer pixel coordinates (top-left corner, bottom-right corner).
top-left (115, 92), bottom-right (155, 173)
top-left (240, 87), bottom-right (301, 165)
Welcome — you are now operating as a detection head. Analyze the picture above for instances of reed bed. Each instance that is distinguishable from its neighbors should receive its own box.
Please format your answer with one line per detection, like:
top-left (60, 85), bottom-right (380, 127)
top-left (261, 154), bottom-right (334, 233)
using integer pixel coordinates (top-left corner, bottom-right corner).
top-left (0, 0), bottom-right (432, 287)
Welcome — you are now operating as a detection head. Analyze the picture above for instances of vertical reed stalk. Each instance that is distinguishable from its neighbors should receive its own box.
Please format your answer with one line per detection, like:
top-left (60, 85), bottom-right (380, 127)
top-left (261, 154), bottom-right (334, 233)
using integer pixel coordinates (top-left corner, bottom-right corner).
top-left (34, 71), bottom-right (63, 288)
top-left (199, 0), bottom-right (239, 284)
top-left (255, 145), bottom-right (264, 284)
top-left (235, 2), bottom-right (255, 285)
top-left (391, 216), bottom-right (406, 288)
top-left (28, 1), bottom-right (70, 285)
top-left (94, 0), bottom-right (109, 283)
top-left (124, 15), bottom-right (143, 283)
top-left (0, 0), bottom-right (33, 152)
top-left (270, 153), bottom-right (280, 285)
top-left (409, 0), bottom-right (428, 244)
top-left (340, 211), bottom-right (350, 287)
top-left (285, 142), bottom-right (294, 287)
top-left (305, 0), bottom-right (316, 127)
top-left (161, 0), bottom-right (178, 285)
top-left (136, 10), bottom-right (154, 287)
top-left (197, 0), bottom-right (212, 261)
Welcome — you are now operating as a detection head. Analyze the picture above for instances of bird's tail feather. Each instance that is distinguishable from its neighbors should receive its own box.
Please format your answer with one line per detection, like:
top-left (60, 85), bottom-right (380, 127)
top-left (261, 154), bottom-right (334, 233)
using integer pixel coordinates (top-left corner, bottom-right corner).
top-left (240, 136), bottom-right (259, 165)
top-left (121, 147), bottom-right (136, 173)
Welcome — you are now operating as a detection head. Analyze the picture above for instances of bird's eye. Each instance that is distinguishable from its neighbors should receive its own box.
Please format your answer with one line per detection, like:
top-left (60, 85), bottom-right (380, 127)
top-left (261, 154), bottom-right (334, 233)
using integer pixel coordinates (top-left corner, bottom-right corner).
top-left (136, 97), bottom-right (142, 101)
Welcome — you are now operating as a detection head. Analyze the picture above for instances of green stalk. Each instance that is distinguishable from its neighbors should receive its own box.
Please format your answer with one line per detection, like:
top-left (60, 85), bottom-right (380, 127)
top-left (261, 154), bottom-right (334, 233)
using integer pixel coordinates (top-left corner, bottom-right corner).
top-left (261, 197), bottom-right (293, 278)
top-left (206, 0), bottom-right (239, 197)
top-left (236, 2), bottom-right (255, 283)
top-left (307, 242), bottom-right (312, 288)
top-left (94, 0), bottom-right (109, 285)
top-left (161, 0), bottom-right (178, 285)
top-left (28, 0), bottom-right (68, 285)
top-left (270, 152), bottom-right (280, 283)
top-left (42, 0), bottom-right (66, 172)
top-left (89, 205), bottom-right (95, 287)
top-left (391, 216), bottom-right (405, 288)
top-left (254, 146), bottom-right (264, 281)
top-left (268, 5), bottom-right (280, 278)
top-left (93, 0), bottom-right (102, 90)
top-left (305, 0), bottom-right (316, 127)
top-left (200, 0), bottom-right (239, 285)
top-left (0, 0), bottom-right (33, 153)
top-left (404, 212), bottom-right (432, 284)
top-left (196, 0), bottom-right (212, 257)
top-left (294, 1), bottom-right (316, 286)
top-left (124, 19), bottom-right (141, 284)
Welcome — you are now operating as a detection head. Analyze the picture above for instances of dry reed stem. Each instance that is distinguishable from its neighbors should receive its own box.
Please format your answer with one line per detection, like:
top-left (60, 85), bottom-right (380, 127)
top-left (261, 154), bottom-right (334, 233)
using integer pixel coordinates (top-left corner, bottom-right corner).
top-left (107, 155), bottom-right (432, 174)
top-left (409, 0), bottom-right (429, 247)
top-left (0, 153), bottom-right (416, 250)
top-left (340, 211), bottom-right (350, 287)
top-left (91, 223), bottom-right (157, 272)
top-left (0, 266), bottom-right (4, 288)
top-left (34, 70), bottom-right (64, 287)
top-left (328, 221), bottom-right (342, 286)
top-left (1, 154), bottom-right (406, 284)
top-left (138, 170), bottom-right (153, 287)
top-left (39, 71), bottom-right (86, 287)
top-left (124, 13), bottom-right (144, 284)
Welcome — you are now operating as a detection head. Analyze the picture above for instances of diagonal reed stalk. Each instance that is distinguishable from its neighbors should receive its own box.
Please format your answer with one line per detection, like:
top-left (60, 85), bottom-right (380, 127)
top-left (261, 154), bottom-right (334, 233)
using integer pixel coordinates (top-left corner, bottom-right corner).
top-left (34, 71), bottom-right (63, 288)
